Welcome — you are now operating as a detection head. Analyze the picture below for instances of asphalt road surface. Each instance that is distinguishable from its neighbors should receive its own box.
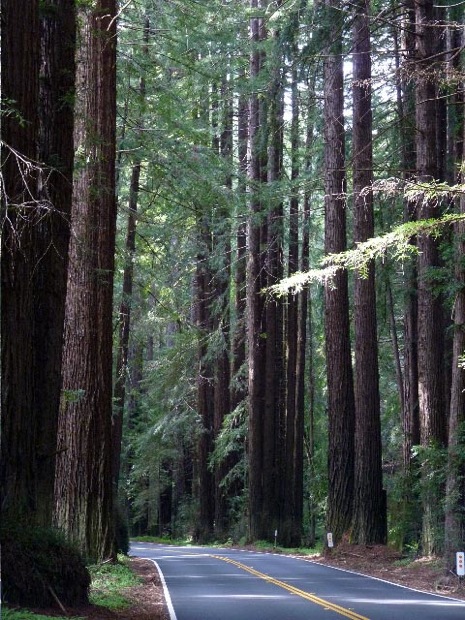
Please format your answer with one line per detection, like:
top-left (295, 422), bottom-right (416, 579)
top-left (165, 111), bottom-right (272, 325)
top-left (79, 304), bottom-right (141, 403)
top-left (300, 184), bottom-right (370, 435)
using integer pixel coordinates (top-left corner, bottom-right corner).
top-left (130, 542), bottom-right (465, 620)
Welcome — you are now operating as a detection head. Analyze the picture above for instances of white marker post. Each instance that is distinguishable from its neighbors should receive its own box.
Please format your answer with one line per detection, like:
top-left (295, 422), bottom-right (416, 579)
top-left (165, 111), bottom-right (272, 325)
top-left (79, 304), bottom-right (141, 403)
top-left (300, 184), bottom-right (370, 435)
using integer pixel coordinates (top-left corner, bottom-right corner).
top-left (327, 532), bottom-right (334, 549)
top-left (274, 530), bottom-right (278, 548)
top-left (456, 551), bottom-right (465, 577)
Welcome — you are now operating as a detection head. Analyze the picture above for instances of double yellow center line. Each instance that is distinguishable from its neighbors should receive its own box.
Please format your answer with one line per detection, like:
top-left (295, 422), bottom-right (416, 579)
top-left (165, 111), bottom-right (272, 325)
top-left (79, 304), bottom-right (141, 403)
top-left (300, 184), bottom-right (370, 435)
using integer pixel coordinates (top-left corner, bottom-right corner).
top-left (211, 555), bottom-right (369, 620)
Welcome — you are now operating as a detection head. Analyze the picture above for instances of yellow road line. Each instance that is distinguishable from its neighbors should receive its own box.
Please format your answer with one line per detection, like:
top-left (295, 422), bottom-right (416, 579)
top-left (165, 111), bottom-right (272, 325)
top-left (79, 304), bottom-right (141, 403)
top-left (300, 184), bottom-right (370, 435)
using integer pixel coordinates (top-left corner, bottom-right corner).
top-left (211, 555), bottom-right (369, 620)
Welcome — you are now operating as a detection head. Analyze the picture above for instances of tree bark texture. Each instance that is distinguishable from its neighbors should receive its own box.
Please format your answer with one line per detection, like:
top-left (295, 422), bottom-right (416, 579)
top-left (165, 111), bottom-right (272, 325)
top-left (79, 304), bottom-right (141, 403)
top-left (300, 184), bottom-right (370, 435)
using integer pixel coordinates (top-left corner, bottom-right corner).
top-left (282, 63), bottom-right (302, 547)
top-left (264, 22), bottom-right (285, 540)
top-left (414, 0), bottom-right (447, 555)
top-left (323, 0), bottom-right (355, 544)
top-left (351, 0), bottom-right (386, 545)
top-left (1, 0), bottom-right (75, 527)
top-left (54, 1), bottom-right (117, 562)
top-left (247, 0), bottom-right (268, 541)
top-left (1, 0), bottom-right (41, 522)
top-left (444, 80), bottom-right (465, 566)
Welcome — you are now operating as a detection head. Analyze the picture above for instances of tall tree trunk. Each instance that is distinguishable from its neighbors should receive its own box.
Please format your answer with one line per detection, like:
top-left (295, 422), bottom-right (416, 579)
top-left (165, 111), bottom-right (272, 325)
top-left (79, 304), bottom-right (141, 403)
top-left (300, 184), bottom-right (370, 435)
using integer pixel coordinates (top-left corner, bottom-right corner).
top-left (351, 0), bottom-right (386, 545)
top-left (231, 83), bottom-right (248, 414)
top-left (113, 161), bottom-right (140, 488)
top-left (194, 216), bottom-right (215, 542)
top-left (1, 0), bottom-right (40, 522)
top-left (415, 0), bottom-right (447, 556)
top-left (300, 80), bottom-right (316, 546)
top-left (396, 0), bottom-right (420, 476)
top-left (392, 0), bottom-right (422, 546)
top-left (323, 0), bottom-right (355, 544)
top-left (54, 1), bottom-right (117, 562)
top-left (444, 24), bottom-right (465, 566)
top-left (1, 0), bottom-right (76, 527)
top-left (213, 75), bottom-right (233, 539)
top-left (264, 15), bottom-right (285, 541)
top-left (283, 62), bottom-right (301, 547)
top-left (444, 179), bottom-right (465, 566)
top-left (247, 0), bottom-right (268, 541)
top-left (35, 0), bottom-right (76, 526)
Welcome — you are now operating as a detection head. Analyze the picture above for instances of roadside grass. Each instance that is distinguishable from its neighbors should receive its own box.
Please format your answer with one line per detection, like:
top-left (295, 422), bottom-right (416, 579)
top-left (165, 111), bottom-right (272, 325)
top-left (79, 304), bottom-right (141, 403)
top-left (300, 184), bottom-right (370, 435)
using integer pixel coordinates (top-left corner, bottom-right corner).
top-left (2, 555), bottom-right (141, 619)
top-left (131, 535), bottom-right (188, 545)
top-left (1, 609), bottom-right (83, 620)
top-left (88, 554), bottom-right (141, 610)
top-left (131, 535), bottom-right (323, 556)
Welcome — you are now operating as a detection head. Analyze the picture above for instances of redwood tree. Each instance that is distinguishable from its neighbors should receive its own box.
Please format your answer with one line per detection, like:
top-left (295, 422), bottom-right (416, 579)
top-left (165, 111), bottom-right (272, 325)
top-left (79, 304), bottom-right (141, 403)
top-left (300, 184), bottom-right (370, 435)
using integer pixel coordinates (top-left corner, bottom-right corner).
top-left (247, 0), bottom-right (269, 541)
top-left (54, 1), bottom-right (117, 561)
top-left (414, 0), bottom-right (447, 555)
top-left (351, 0), bottom-right (386, 545)
top-left (323, 0), bottom-right (355, 543)
top-left (1, 0), bottom-right (75, 527)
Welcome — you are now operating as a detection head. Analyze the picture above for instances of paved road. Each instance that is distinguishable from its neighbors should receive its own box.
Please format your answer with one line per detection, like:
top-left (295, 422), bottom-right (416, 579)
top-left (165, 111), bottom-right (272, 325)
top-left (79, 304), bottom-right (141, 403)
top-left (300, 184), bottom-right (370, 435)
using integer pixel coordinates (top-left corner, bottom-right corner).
top-left (130, 542), bottom-right (465, 620)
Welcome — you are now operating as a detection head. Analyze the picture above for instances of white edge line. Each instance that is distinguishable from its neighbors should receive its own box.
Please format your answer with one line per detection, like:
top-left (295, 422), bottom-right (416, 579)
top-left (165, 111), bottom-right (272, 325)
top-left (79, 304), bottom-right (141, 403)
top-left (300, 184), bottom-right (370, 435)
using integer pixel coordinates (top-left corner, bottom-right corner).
top-left (145, 557), bottom-right (178, 620)
top-left (292, 556), bottom-right (465, 604)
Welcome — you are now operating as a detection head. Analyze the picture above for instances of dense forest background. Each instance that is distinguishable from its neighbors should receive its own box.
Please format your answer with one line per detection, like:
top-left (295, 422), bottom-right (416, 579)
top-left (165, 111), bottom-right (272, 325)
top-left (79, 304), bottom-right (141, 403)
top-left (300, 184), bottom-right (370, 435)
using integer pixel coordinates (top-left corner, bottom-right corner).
top-left (1, 0), bottom-right (465, 605)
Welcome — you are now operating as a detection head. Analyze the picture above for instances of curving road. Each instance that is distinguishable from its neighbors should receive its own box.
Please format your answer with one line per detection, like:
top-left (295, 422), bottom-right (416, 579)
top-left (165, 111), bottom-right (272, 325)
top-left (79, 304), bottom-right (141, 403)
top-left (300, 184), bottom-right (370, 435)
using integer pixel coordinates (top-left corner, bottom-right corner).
top-left (130, 542), bottom-right (465, 620)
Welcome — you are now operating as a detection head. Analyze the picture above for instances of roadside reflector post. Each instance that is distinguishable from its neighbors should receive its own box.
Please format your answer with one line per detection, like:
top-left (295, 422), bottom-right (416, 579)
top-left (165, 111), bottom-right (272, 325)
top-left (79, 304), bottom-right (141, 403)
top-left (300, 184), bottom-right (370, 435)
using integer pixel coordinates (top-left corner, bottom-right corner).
top-left (327, 532), bottom-right (334, 549)
top-left (456, 551), bottom-right (465, 577)
top-left (274, 530), bottom-right (278, 548)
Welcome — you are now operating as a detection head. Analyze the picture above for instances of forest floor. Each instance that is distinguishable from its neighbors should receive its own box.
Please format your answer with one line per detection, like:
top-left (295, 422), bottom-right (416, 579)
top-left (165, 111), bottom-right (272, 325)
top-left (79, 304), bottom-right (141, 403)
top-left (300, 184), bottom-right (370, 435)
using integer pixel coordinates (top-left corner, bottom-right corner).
top-left (26, 543), bottom-right (465, 619)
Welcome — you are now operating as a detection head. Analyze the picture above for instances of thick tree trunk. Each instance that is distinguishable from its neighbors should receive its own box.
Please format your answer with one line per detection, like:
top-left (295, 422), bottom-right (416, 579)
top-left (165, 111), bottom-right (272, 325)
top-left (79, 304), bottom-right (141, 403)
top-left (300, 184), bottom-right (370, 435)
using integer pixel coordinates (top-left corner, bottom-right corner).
top-left (34, 1), bottom-right (76, 525)
top-left (444, 28), bottom-right (465, 565)
top-left (54, 2), bottom-right (117, 562)
top-left (0, 0), bottom-right (40, 522)
top-left (351, 0), bottom-right (386, 545)
top-left (1, 0), bottom-right (75, 527)
top-left (323, 0), bottom-right (355, 544)
top-left (415, 0), bottom-right (447, 556)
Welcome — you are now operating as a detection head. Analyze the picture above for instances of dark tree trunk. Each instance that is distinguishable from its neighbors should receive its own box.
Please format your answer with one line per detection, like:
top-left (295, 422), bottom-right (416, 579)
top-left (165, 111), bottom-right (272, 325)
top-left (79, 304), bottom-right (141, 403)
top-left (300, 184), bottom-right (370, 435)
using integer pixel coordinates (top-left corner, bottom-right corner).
top-left (396, 0), bottom-right (420, 476)
top-left (415, 0), bottom-right (447, 556)
top-left (264, 18), bottom-right (285, 541)
top-left (1, 0), bottom-right (75, 527)
top-left (351, 0), bottom-right (386, 545)
top-left (0, 0), bottom-right (40, 523)
top-left (282, 63), bottom-right (302, 547)
top-left (54, 1), bottom-right (117, 562)
top-left (247, 0), bottom-right (268, 542)
top-left (323, 0), bottom-right (355, 544)
top-left (212, 76), bottom-right (233, 539)
top-left (35, 0), bottom-right (76, 526)
top-left (444, 159), bottom-right (465, 566)
top-left (300, 82), bottom-right (315, 546)
top-left (194, 217), bottom-right (215, 542)
top-left (113, 162), bottom-right (140, 487)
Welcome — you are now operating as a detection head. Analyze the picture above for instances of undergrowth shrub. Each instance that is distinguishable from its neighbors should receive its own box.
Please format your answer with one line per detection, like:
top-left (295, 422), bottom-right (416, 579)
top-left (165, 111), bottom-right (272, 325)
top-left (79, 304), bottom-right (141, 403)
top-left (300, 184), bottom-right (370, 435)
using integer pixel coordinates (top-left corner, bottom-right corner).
top-left (0, 521), bottom-right (90, 609)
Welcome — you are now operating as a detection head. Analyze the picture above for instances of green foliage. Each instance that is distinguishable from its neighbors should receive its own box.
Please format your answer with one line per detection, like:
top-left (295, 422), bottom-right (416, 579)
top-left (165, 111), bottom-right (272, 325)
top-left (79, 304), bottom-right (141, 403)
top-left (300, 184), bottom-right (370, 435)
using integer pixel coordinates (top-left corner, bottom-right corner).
top-left (2, 609), bottom-right (83, 620)
top-left (271, 212), bottom-right (465, 295)
top-left (88, 556), bottom-right (140, 610)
